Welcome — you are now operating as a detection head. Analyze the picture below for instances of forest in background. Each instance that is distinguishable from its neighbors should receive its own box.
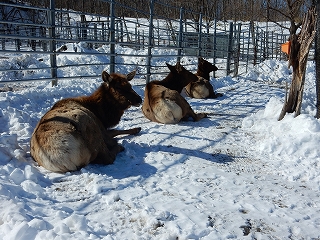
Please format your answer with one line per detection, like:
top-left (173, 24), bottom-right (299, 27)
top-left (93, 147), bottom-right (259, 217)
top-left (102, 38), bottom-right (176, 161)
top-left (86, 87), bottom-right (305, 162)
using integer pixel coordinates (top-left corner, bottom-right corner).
top-left (1, 0), bottom-right (313, 23)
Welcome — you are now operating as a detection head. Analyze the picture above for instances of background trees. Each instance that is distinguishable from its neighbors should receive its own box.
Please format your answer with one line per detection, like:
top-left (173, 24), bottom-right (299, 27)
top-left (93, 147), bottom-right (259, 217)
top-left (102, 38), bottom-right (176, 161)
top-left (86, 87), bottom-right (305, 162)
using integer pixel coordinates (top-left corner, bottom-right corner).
top-left (7, 0), bottom-right (312, 22)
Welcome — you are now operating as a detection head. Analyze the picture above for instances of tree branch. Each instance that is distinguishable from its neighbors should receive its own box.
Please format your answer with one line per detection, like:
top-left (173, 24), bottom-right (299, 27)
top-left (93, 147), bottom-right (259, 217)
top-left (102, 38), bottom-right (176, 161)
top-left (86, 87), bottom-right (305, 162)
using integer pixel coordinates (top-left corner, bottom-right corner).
top-left (268, 5), bottom-right (291, 19)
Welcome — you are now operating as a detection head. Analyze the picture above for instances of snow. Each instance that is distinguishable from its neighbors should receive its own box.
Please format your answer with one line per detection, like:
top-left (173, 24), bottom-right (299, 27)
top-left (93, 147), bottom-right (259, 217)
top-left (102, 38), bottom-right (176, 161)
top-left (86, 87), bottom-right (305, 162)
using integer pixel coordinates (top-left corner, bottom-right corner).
top-left (1, 42), bottom-right (320, 239)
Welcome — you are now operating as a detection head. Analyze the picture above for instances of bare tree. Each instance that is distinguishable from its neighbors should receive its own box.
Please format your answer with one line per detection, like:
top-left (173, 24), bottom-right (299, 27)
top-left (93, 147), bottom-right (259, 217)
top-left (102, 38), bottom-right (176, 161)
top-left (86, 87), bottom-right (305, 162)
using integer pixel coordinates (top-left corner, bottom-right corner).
top-left (316, 0), bottom-right (320, 119)
top-left (278, 2), bottom-right (316, 120)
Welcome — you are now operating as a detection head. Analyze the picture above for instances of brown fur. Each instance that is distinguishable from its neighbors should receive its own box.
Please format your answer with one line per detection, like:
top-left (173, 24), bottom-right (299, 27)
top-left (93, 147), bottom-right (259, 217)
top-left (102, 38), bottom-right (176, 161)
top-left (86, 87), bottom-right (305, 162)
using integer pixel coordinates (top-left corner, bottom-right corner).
top-left (142, 62), bottom-right (206, 124)
top-left (30, 70), bottom-right (142, 173)
top-left (185, 57), bottom-right (222, 99)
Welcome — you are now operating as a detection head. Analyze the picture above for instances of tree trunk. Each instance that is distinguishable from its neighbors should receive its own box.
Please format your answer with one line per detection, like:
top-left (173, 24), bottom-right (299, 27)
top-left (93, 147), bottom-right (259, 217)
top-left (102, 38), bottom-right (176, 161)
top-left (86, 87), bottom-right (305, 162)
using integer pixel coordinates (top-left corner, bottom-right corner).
top-left (278, 7), bottom-right (316, 121)
top-left (316, 1), bottom-right (320, 119)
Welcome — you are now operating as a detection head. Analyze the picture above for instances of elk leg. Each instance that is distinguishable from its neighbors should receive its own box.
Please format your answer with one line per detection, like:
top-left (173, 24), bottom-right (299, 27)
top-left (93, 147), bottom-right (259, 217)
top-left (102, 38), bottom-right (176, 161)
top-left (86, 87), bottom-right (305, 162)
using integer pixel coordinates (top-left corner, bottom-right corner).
top-left (108, 127), bottom-right (141, 138)
top-left (175, 94), bottom-right (207, 122)
top-left (92, 147), bottom-right (117, 165)
top-left (183, 108), bottom-right (207, 122)
top-left (208, 92), bottom-right (223, 99)
top-left (94, 127), bottom-right (138, 165)
top-left (194, 112), bottom-right (207, 121)
top-left (181, 113), bottom-right (206, 121)
top-left (92, 138), bottom-right (124, 165)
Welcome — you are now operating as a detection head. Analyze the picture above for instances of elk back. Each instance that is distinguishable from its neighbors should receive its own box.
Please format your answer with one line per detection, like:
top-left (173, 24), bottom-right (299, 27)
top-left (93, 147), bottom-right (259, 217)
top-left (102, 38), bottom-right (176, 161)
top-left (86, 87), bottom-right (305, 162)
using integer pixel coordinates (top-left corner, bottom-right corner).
top-left (30, 101), bottom-right (112, 173)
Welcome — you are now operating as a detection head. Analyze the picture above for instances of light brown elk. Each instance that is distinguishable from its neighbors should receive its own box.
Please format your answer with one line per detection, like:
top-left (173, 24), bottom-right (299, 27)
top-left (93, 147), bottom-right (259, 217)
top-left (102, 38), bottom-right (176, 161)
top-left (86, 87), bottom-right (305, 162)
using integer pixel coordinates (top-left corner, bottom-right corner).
top-left (30, 70), bottom-right (142, 173)
top-left (185, 57), bottom-right (223, 99)
top-left (142, 62), bottom-right (206, 124)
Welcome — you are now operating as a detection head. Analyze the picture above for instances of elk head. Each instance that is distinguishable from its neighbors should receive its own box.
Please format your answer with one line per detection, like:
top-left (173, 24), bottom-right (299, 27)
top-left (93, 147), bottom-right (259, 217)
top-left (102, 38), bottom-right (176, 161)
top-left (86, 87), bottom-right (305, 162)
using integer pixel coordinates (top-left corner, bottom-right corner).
top-left (102, 70), bottom-right (142, 108)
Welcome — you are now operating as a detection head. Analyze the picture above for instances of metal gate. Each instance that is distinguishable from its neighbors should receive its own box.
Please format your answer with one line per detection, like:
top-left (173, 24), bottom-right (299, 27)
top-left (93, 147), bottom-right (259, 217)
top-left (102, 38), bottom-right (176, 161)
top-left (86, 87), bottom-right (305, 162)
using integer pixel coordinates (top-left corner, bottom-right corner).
top-left (0, 0), bottom-right (290, 86)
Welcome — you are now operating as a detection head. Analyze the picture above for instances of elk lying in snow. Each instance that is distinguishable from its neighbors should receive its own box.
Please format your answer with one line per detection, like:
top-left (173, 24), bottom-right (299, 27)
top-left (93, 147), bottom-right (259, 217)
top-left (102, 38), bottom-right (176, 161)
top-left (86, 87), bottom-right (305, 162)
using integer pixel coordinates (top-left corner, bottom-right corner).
top-left (185, 57), bottom-right (223, 99)
top-left (30, 70), bottom-right (142, 173)
top-left (142, 62), bottom-right (207, 124)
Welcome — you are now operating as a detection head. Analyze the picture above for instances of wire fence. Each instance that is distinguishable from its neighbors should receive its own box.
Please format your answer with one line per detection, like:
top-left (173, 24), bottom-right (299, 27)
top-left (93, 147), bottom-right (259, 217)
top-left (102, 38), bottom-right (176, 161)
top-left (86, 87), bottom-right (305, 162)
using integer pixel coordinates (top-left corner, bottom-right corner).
top-left (0, 0), bottom-right (292, 86)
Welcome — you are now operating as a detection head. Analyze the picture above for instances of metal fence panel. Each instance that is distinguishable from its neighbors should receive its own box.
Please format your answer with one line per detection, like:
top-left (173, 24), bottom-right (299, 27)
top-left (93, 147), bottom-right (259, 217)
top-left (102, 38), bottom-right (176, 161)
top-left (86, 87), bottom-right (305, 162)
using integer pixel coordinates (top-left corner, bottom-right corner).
top-left (0, 0), bottom-right (292, 86)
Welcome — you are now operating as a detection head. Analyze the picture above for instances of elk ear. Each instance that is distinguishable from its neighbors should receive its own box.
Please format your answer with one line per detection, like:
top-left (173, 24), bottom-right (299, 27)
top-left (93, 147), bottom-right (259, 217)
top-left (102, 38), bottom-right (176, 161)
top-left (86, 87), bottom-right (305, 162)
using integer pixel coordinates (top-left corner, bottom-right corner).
top-left (199, 57), bottom-right (204, 63)
top-left (166, 63), bottom-right (177, 73)
top-left (126, 70), bottom-right (136, 81)
top-left (102, 71), bottom-right (112, 84)
top-left (175, 62), bottom-right (184, 72)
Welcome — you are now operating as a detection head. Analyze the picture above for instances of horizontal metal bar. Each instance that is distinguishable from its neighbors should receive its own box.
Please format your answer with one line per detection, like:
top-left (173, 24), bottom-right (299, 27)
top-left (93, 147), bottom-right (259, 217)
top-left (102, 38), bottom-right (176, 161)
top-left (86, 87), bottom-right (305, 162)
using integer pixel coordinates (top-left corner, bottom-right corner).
top-left (0, 20), bottom-right (51, 28)
top-left (0, 75), bottom-right (100, 85)
top-left (0, 2), bottom-right (48, 11)
top-left (0, 34), bottom-right (109, 43)
top-left (0, 66), bottom-right (52, 73)
top-left (0, 74), bottom-right (148, 85)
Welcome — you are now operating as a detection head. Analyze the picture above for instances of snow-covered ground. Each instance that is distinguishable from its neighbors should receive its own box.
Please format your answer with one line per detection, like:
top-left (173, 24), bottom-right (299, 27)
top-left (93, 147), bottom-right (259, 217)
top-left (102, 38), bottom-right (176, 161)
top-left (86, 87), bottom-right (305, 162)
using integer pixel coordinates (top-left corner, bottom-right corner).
top-left (0, 42), bottom-right (320, 239)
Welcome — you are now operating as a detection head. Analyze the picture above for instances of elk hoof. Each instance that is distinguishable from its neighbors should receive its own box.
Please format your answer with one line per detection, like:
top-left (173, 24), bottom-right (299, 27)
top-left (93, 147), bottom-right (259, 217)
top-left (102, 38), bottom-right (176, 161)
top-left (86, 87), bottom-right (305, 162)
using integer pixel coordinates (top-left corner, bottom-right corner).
top-left (195, 113), bottom-right (207, 121)
top-left (119, 145), bottom-right (125, 152)
top-left (215, 93), bottom-right (223, 98)
top-left (131, 127), bottom-right (141, 135)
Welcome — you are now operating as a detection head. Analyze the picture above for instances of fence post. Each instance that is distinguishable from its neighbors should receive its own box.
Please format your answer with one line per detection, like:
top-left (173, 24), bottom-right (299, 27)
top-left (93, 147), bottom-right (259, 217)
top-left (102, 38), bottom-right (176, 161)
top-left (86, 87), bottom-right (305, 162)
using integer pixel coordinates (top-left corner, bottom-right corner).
top-left (146, 0), bottom-right (154, 83)
top-left (136, 28), bottom-right (139, 46)
top-left (197, 13), bottom-right (203, 57)
top-left (271, 31), bottom-right (274, 59)
top-left (31, 27), bottom-right (36, 51)
top-left (93, 23), bottom-right (97, 48)
top-left (15, 26), bottom-right (21, 51)
top-left (276, 34), bottom-right (279, 59)
top-left (177, 7), bottom-right (184, 62)
top-left (258, 26), bottom-right (263, 63)
top-left (226, 22), bottom-right (233, 76)
top-left (1, 23), bottom-right (5, 50)
top-left (40, 26), bottom-right (47, 51)
top-left (49, 0), bottom-right (57, 86)
top-left (80, 14), bottom-right (87, 40)
top-left (213, 20), bottom-right (217, 77)
top-left (264, 31), bottom-right (268, 59)
top-left (109, 0), bottom-right (115, 73)
top-left (101, 22), bottom-right (105, 41)
top-left (107, 17), bottom-right (110, 42)
top-left (119, 20), bottom-right (123, 42)
top-left (233, 23), bottom-right (241, 77)
top-left (250, 21), bottom-right (258, 65)
top-left (246, 23), bottom-right (250, 73)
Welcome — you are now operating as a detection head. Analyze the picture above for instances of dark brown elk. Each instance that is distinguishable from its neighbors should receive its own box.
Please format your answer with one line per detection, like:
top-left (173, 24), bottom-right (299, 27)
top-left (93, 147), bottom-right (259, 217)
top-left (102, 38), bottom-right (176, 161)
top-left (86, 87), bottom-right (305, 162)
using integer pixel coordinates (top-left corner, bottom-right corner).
top-left (142, 62), bottom-right (206, 124)
top-left (185, 57), bottom-right (223, 99)
top-left (30, 70), bottom-right (142, 173)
